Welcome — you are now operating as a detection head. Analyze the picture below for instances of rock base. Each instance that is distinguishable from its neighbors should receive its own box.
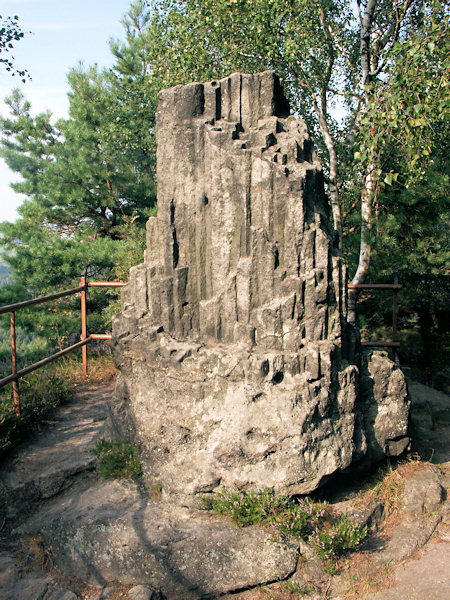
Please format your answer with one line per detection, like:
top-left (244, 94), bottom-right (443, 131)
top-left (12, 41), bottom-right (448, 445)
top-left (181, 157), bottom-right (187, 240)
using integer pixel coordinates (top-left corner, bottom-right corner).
top-left (16, 480), bottom-right (299, 600)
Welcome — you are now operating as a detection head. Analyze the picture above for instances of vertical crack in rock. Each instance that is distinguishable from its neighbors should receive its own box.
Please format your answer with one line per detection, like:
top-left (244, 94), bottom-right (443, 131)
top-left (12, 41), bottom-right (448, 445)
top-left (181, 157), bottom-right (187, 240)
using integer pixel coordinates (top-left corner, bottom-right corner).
top-left (111, 71), bottom-right (410, 499)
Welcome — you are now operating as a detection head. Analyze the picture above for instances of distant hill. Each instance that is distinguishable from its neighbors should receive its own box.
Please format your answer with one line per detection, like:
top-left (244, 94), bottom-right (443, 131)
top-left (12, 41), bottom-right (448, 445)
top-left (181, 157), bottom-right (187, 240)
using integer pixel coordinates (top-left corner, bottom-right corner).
top-left (0, 261), bottom-right (12, 287)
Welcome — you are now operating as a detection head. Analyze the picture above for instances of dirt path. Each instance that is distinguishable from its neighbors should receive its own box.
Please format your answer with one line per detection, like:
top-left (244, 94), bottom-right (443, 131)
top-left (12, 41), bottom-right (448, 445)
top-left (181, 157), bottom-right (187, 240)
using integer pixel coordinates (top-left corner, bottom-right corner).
top-left (361, 540), bottom-right (450, 600)
top-left (0, 386), bottom-right (111, 524)
top-left (0, 385), bottom-right (115, 600)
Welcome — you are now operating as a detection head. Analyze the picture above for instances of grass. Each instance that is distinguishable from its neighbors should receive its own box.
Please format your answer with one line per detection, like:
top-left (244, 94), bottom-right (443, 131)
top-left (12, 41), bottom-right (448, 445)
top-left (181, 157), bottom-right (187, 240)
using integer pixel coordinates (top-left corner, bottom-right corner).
top-left (0, 368), bottom-right (71, 449)
top-left (200, 488), bottom-right (326, 530)
top-left (53, 351), bottom-right (118, 388)
top-left (94, 438), bottom-right (142, 481)
top-left (351, 456), bottom-right (429, 518)
top-left (280, 580), bottom-right (316, 595)
top-left (0, 350), bottom-right (117, 450)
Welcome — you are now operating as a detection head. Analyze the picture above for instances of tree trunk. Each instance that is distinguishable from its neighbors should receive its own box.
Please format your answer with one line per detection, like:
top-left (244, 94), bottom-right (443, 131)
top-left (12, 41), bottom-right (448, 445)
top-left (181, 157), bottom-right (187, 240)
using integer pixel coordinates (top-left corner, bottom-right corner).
top-left (316, 3), bottom-right (342, 248)
top-left (348, 151), bottom-right (375, 324)
top-left (319, 109), bottom-right (342, 248)
top-left (348, 0), bottom-right (378, 324)
top-left (311, 92), bottom-right (342, 248)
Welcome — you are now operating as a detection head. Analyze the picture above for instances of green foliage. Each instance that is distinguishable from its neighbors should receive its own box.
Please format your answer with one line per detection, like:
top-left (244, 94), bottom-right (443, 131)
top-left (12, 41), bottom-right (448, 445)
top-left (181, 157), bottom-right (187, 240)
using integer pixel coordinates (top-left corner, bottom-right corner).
top-left (146, 0), bottom-right (347, 160)
top-left (0, 73), bottom-right (155, 286)
top-left (200, 487), bottom-right (327, 539)
top-left (149, 0), bottom-right (448, 283)
top-left (0, 14), bottom-right (29, 81)
top-left (344, 114), bottom-right (449, 374)
top-left (281, 580), bottom-right (316, 596)
top-left (0, 4), bottom-right (158, 320)
top-left (1, 0), bottom-right (448, 379)
top-left (94, 438), bottom-right (143, 481)
top-left (0, 46), bottom-right (157, 344)
top-left (309, 514), bottom-right (367, 560)
top-left (0, 277), bottom-right (93, 358)
top-left (0, 324), bottom-right (49, 368)
top-left (200, 487), bottom-right (291, 527)
top-left (201, 487), bottom-right (367, 566)
top-left (265, 496), bottom-right (328, 541)
top-left (355, 1), bottom-right (450, 190)
top-left (0, 368), bottom-right (70, 449)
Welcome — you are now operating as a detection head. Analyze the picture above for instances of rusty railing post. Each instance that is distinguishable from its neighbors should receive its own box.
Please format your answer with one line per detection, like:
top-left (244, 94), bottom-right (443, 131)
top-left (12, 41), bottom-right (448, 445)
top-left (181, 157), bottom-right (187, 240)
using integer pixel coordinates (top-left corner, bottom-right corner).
top-left (80, 275), bottom-right (88, 377)
top-left (392, 275), bottom-right (399, 361)
top-left (392, 275), bottom-right (399, 344)
top-left (10, 311), bottom-right (20, 416)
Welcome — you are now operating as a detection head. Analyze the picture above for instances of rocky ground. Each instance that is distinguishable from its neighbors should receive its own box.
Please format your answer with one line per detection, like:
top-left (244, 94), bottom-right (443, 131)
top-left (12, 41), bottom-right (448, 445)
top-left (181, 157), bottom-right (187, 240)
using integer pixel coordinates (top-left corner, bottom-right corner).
top-left (0, 380), bottom-right (448, 600)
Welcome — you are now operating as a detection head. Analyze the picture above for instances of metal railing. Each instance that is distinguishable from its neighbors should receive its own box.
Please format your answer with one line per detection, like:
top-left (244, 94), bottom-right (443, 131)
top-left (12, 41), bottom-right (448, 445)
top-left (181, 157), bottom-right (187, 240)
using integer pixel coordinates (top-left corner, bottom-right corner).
top-left (0, 277), bottom-right (125, 416)
top-left (348, 276), bottom-right (401, 349)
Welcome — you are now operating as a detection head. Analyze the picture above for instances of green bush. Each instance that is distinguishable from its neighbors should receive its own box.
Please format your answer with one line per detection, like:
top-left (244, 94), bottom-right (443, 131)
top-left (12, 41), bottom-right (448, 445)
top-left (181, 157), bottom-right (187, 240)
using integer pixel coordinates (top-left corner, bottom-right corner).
top-left (200, 487), bottom-right (284, 527)
top-left (309, 514), bottom-right (367, 559)
top-left (94, 438), bottom-right (142, 481)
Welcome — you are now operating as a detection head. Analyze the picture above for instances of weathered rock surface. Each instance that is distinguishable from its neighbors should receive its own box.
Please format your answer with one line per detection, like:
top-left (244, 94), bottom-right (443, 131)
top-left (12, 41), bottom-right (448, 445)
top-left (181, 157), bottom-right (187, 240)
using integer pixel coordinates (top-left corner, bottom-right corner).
top-left (409, 382), bottom-right (450, 462)
top-left (370, 464), bottom-right (445, 570)
top-left (402, 465), bottom-right (445, 516)
top-left (0, 387), bottom-right (109, 522)
top-left (358, 541), bottom-right (450, 600)
top-left (0, 551), bottom-right (77, 600)
top-left (110, 71), bottom-right (410, 498)
top-left (127, 585), bottom-right (162, 600)
top-left (16, 479), bottom-right (299, 599)
top-left (0, 384), bottom-right (298, 600)
top-left (433, 366), bottom-right (450, 395)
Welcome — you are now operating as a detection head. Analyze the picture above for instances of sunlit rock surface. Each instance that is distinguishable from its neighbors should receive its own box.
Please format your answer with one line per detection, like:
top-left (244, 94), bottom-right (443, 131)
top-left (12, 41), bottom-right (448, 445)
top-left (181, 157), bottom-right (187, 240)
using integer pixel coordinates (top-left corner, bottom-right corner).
top-left (111, 71), bottom-right (410, 499)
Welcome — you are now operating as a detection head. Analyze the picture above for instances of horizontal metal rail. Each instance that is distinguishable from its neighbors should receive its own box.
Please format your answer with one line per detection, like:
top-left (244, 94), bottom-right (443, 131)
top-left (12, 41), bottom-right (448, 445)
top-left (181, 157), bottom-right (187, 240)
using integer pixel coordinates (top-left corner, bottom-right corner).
top-left (0, 285), bottom-right (85, 315)
top-left (0, 338), bottom-right (91, 388)
top-left (361, 341), bottom-right (401, 348)
top-left (348, 283), bottom-right (402, 291)
top-left (87, 281), bottom-right (126, 288)
top-left (0, 279), bottom-right (126, 416)
top-left (0, 276), bottom-right (400, 416)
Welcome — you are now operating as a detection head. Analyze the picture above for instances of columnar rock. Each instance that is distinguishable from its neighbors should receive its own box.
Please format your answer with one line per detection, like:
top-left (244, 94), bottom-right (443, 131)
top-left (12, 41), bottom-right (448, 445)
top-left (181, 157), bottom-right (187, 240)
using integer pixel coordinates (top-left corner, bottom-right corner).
top-left (111, 71), bottom-right (410, 498)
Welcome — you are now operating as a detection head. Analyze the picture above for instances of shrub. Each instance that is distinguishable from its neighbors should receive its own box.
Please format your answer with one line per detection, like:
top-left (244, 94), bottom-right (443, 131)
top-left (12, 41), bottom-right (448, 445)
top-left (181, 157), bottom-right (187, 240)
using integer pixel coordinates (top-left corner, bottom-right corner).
top-left (200, 487), bottom-right (285, 527)
top-left (201, 487), bottom-right (367, 569)
top-left (266, 496), bottom-right (328, 540)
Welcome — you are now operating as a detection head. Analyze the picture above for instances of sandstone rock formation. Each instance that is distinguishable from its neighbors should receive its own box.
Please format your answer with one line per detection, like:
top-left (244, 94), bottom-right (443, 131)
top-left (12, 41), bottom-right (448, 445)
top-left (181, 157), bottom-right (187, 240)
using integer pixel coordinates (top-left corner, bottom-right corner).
top-left (111, 71), bottom-right (410, 499)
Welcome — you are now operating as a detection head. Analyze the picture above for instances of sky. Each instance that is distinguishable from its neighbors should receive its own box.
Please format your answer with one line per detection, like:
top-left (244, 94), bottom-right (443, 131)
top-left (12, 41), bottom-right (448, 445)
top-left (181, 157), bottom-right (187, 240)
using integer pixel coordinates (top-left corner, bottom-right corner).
top-left (0, 0), bottom-right (133, 223)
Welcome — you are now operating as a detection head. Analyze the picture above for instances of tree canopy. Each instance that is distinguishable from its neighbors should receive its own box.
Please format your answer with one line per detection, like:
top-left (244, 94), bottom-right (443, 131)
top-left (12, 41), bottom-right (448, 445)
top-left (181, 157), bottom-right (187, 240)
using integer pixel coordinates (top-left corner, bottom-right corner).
top-left (0, 0), bottom-right (448, 372)
top-left (0, 64), bottom-right (156, 291)
top-left (143, 0), bottom-right (448, 315)
top-left (0, 14), bottom-right (28, 81)
top-left (0, 14), bottom-right (157, 343)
